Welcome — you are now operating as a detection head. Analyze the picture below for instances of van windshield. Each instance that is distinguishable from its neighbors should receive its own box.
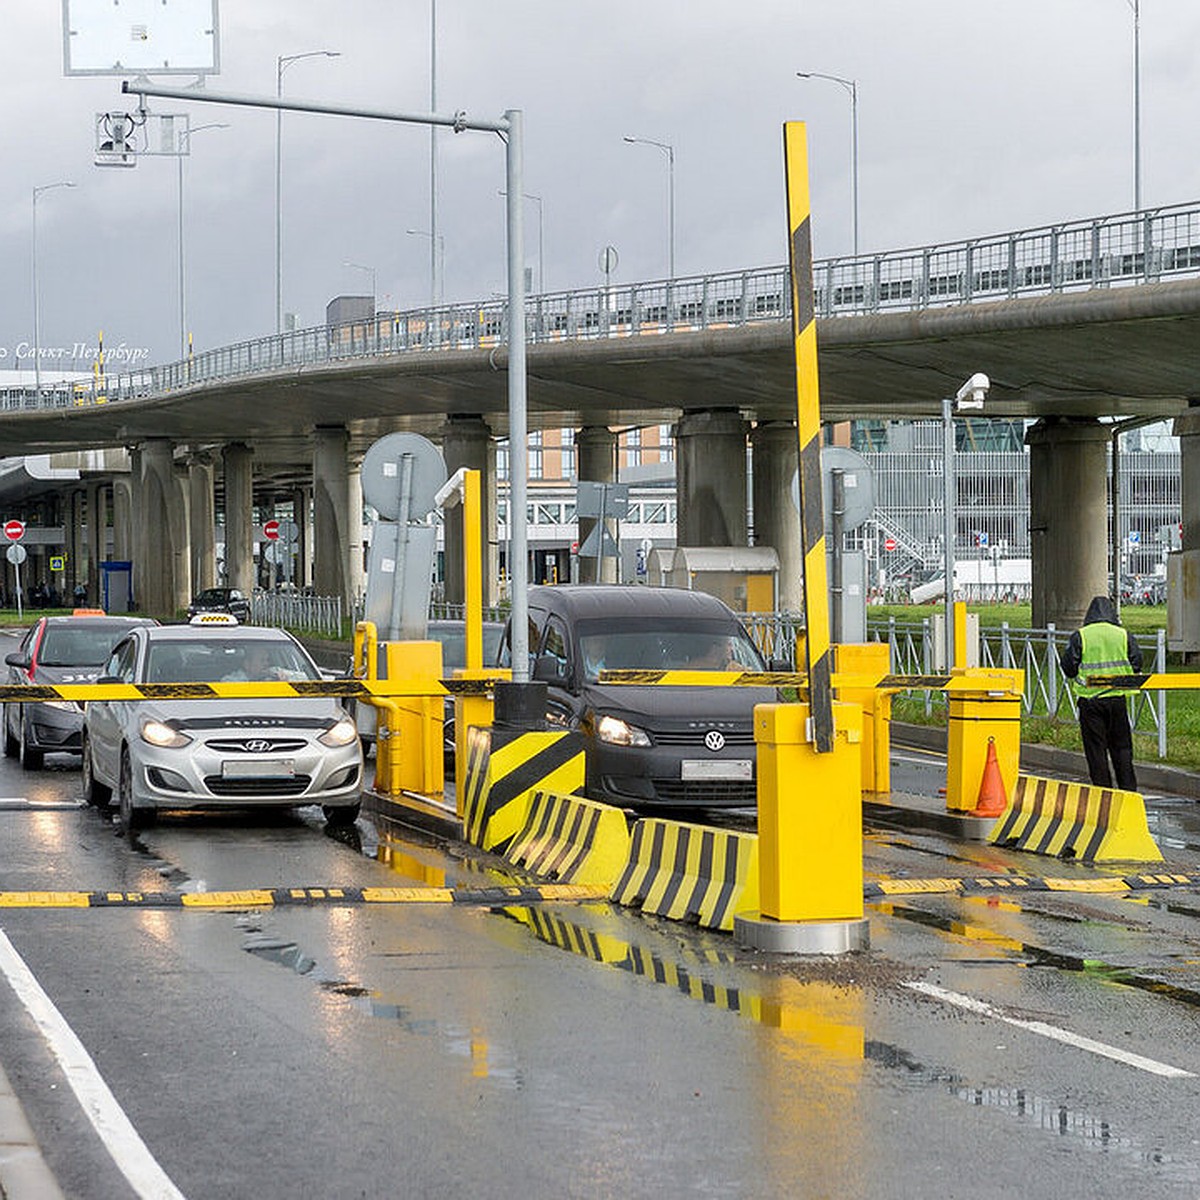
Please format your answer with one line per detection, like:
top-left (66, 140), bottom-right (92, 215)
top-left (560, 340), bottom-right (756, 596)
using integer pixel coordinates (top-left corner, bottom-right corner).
top-left (575, 619), bottom-right (764, 681)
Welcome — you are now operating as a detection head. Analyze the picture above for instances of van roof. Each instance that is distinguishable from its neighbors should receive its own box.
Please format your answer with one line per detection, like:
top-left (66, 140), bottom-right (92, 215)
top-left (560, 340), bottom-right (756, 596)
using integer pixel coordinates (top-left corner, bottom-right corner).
top-left (528, 585), bottom-right (739, 622)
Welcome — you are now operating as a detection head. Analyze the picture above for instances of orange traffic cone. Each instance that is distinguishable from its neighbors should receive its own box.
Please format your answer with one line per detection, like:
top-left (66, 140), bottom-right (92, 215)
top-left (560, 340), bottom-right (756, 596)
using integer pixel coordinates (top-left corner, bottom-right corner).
top-left (971, 737), bottom-right (1008, 818)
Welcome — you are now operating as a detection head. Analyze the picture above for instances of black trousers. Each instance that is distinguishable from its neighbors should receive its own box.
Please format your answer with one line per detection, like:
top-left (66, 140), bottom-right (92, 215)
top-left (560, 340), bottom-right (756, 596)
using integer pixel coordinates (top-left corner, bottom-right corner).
top-left (1077, 694), bottom-right (1137, 791)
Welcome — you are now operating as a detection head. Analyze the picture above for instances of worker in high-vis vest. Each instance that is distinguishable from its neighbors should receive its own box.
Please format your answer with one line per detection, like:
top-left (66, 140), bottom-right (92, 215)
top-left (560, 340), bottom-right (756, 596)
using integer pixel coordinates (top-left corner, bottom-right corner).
top-left (1059, 595), bottom-right (1143, 790)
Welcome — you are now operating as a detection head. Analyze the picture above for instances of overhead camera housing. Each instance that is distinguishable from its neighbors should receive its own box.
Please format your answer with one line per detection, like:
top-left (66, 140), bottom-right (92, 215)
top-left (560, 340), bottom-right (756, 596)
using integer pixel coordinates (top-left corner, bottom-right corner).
top-left (955, 371), bottom-right (990, 411)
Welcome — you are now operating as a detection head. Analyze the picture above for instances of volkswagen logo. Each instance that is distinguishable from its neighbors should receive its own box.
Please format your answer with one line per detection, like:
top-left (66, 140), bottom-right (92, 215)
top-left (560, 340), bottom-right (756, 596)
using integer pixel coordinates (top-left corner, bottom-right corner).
top-left (704, 729), bottom-right (726, 752)
top-left (244, 739), bottom-right (272, 754)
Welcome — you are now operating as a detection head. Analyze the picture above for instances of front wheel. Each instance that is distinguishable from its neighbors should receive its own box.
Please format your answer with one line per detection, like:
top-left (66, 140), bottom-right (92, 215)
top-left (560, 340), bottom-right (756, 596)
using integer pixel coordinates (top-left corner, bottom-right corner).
top-left (3, 705), bottom-right (16, 758)
top-left (117, 751), bottom-right (154, 836)
top-left (81, 734), bottom-right (112, 808)
top-left (18, 709), bottom-right (44, 771)
top-left (323, 801), bottom-right (361, 827)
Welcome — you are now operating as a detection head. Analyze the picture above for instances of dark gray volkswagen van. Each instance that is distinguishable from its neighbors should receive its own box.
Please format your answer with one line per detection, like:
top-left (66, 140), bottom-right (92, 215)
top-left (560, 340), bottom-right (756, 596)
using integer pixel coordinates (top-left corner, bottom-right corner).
top-left (499, 585), bottom-right (775, 809)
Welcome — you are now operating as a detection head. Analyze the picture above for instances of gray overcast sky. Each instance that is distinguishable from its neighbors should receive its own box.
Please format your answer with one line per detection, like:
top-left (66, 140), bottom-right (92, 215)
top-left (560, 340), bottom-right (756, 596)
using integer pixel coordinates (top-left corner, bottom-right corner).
top-left (3, 1), bottom-right (1199, 372)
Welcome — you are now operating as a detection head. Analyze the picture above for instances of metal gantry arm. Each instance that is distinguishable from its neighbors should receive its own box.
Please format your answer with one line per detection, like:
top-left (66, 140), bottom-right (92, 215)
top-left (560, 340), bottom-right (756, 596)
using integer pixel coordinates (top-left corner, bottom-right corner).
top-left (120, 79), bottom-right (532, 681)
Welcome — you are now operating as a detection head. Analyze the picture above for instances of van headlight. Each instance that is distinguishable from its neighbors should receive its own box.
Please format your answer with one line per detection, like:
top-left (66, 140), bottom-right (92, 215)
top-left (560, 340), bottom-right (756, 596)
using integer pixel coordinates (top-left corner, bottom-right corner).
top-left (319, 717), bottom-right (360, 748)
top-left (596, 714), bottom-right (651, 747)
top-left (140, 719), bottom-right (191, 748)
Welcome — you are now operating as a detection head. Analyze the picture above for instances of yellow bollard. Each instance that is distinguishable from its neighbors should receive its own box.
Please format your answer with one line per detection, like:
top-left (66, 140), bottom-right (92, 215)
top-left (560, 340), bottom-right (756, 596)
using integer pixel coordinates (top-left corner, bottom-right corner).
top-left (833, 643), bottom-right (891, 794)
top-left (373, 641), bottom-right (445, 798)
top-left (945, 667), bottom-right (1023, 812)
top-left (735, 700), bottom-right (868, 953)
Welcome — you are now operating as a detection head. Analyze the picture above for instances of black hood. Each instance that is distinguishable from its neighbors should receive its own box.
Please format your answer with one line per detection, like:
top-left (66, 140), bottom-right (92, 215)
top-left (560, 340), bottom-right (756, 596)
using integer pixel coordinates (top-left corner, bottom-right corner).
top-left (1084, 595), bottom-right (1120, 626)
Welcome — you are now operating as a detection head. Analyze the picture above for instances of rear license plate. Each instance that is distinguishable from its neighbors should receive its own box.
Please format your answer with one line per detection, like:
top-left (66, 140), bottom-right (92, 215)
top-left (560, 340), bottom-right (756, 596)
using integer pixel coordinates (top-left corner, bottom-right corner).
top-left (681, 759), bottom-right (752, 781)
top-left (222, 759), bottom-right (294, 778)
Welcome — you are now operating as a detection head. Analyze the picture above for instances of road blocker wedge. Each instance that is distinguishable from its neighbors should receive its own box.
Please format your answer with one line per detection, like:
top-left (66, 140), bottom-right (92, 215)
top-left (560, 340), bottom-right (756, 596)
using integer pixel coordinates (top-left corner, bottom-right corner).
top-left (611, 818), bottom-right (759, 932)
top-left (461, 727), bottom-right (586, 853)
top-left (988, 773), bottom-right (1163, 863)
top-left (504, 789), bottom-right (631, 887)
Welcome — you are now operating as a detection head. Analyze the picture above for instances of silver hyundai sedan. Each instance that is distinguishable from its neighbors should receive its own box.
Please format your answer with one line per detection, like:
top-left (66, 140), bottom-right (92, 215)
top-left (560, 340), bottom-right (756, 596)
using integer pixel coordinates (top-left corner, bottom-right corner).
top-left (82, 622), bottom-right (363, 834)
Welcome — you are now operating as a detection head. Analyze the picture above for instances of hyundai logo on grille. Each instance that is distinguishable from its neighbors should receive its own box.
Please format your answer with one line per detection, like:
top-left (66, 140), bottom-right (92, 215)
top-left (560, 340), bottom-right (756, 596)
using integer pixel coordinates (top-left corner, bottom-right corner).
top-left (244, 739), bottom-right (273, 753)
top-left (704, 730), bottom-right (726, 752)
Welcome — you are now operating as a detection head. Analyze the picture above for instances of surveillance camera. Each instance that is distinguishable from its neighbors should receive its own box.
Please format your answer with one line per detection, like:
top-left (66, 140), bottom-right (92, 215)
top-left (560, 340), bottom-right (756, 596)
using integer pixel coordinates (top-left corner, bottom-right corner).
top-left (955, 371), bottom-right (989, 411)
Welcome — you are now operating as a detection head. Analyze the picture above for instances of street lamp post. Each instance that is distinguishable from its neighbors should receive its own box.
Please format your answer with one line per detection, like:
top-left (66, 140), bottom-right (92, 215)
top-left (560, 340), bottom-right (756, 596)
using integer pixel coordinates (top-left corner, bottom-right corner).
top-left (622, 135), bottom-right (674, 280)
top-left (498, 190), bottom-right (544, 292)
top-left (406, 229), bottom-right (445, 307)
top-left (31, 181), bottom-right (76, 402)
top-left (178, 123), bottom-right (229, 359)
top-left (796, 71), bottom-right (859, 258)
top-left (1127, 0), bottom-right (1141, 212)
top-left (942, 373), bottom-right (990, 670)
top-left (343, 261), bottom-right (377, 312)
top-left (276, 50), bottom-right (340, 334)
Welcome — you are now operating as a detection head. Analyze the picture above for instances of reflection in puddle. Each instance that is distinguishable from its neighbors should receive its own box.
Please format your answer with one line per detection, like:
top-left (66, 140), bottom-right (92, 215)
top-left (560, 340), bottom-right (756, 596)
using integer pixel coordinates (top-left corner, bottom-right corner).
top-left (866, 1039), bottom-right (1200, 1181)
top-left (880, 901), bottom-right (1200, 1008)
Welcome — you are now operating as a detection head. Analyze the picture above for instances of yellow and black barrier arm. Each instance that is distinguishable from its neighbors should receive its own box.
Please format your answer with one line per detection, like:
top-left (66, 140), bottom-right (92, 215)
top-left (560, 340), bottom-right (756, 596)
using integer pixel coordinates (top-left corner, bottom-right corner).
top-left (0, 677), bottom-right (496, 705)
top-left (1086, 672), bottom-right (1200, 691)
top-left (595, 668), bottom-right (1020, 697)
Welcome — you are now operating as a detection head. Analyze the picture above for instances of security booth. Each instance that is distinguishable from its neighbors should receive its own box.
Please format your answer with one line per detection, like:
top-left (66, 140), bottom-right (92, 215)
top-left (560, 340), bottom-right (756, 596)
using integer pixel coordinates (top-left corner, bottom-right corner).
top-left (647, 546), bottom-right (779, 613)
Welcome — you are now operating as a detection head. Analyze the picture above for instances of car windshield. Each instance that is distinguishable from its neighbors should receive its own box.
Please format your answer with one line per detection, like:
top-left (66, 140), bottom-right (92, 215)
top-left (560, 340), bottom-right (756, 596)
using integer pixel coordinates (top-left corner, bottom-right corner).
top-left (38, 624), bottom-right (138, 667)
top-left (431, 623), bottom-right (504, 670)
top-left (193, 590), bottom-right (233, 604)
top-left (575, 619), bottom-right (764, 681)
top-left (145, 639), bottom-right (319, 683)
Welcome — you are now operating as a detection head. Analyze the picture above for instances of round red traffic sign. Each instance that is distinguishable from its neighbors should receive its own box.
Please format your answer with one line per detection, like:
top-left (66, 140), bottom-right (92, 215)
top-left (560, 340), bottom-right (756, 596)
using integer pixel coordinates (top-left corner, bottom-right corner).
top-left (263, 519), bottom-right (280, 541)
top-left (3, 520), bottom-right (25, 542)
top-left (883, 537), bottom-right (897, 552)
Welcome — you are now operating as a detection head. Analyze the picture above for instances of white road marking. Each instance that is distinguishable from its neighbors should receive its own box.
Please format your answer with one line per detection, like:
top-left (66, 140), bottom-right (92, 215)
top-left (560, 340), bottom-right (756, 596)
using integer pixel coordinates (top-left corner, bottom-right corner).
top-left (0, 929), bottom-right (188, 1199)
top-left (904, 980), bottom-right (1194, 1078)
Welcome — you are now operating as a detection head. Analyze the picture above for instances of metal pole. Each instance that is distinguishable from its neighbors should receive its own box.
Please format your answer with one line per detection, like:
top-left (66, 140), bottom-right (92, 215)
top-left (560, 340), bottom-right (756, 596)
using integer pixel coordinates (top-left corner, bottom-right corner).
top-left (430, 0), bottom-right (439, 314)
top-left (667, 143), bottom-right (675, 282)
top-left (31, 190), bottom-right (40, 404)
top-left (1132, 0), bottom-right (1141, 212)
top-left (831, 468), bottom-right (845, 644)
top-left (849, 79), bottom-right (859, 258)
top-left (942, 391), bottom-right (955, 671)
top-left (505, 109), bottom-right (529, 681)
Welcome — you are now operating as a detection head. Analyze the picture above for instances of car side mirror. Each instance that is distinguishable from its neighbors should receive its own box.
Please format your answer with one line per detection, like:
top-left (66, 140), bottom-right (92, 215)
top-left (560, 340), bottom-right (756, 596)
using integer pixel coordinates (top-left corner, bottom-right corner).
top-left (532, 654), bottom-right (568, 685)
top-left (4, 651), bottom-right (30, 670)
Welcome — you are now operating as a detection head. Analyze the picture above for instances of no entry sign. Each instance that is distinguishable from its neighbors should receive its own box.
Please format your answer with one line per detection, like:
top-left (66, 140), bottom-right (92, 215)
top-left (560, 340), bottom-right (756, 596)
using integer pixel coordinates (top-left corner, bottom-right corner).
top-left (263, 519), bottom-right (280, 541)
top-left (4, 520), bottom-right (25, 542)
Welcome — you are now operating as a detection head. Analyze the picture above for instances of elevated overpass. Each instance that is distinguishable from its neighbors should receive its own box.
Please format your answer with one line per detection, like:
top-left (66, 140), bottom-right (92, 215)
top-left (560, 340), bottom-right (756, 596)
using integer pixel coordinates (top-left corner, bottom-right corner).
top-left (6, 202), bottom-right (1200, 625)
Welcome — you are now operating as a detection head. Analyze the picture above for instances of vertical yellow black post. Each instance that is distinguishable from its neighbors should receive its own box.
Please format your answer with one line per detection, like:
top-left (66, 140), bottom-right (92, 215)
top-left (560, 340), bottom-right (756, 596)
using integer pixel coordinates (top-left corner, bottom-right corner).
top-left (784, 122), bottom-right (834, 753)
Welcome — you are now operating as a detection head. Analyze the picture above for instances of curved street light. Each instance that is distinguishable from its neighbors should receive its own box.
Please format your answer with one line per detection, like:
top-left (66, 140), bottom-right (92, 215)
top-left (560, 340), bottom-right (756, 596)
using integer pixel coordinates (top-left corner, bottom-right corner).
top-left (796, 71), bottom-right (859, 258)
top-left (275, 50), bottom-right (340, 333)
top-left (623, 135), bottom-right (675, 281)
top-left (32, 181), bottom-right (77, 401)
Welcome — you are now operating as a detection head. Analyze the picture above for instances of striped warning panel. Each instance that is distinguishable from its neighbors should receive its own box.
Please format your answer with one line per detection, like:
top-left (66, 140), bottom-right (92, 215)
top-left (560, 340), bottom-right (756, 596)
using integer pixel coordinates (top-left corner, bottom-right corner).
top-left (611, 817), bottom-right (759, 932)
top-left (505, 789), bottom-right (631, 887)
top-left (461, 727), bottom-right (586, 852)
top-left (988, 774), bottom-right (1163, 863)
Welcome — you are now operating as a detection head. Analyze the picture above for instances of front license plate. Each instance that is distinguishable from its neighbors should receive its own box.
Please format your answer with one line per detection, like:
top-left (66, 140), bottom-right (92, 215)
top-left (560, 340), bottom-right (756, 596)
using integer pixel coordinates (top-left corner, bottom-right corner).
top-left (222, 759), bottom-right (294, 778)
top-left (680, 759), bottom-right (752, 781)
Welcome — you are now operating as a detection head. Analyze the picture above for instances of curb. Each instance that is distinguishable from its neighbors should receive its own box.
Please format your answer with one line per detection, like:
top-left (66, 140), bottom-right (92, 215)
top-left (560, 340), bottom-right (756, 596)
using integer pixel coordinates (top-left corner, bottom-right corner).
top-left (0, 1059), bottom-right (65, 1200)
top-left (893, 722), bottom-right (1200, 799)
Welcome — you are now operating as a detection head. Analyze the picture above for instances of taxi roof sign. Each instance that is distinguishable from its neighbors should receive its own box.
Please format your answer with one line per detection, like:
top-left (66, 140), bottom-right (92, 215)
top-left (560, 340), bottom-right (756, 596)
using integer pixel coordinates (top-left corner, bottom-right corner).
top-left (189, 612), bottom-right (238, 625)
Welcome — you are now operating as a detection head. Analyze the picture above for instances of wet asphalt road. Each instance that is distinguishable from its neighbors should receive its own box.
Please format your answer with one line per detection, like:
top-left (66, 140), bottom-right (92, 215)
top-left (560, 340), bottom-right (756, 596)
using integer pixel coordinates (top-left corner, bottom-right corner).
top-left (1, 743), bottom-right (1200, 1197)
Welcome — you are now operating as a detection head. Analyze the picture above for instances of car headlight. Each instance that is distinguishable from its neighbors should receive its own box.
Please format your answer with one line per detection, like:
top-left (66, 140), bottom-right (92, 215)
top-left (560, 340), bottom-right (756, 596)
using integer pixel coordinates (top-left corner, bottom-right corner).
top-left (319, 717), bottom-right (359, 748)
top-left (140, 719), bottom-right (192, 748)
top-left (596, 714), bottom-right (652, 747)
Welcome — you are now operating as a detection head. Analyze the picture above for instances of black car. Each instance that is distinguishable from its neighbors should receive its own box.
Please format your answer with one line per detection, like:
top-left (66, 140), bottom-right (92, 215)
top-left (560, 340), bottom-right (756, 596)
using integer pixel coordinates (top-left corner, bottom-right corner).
top-left (4, 613), bottom-right (158, 769)
top-left (187, 587), bottom-right (251, 623)
top-left (499, 585), bottom-right (772, 809)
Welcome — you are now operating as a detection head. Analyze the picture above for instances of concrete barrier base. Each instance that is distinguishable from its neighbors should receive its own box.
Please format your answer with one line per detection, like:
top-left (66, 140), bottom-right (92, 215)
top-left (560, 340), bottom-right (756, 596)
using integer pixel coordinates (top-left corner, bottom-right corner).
top-left (734, 913), bottom-right (870, 954)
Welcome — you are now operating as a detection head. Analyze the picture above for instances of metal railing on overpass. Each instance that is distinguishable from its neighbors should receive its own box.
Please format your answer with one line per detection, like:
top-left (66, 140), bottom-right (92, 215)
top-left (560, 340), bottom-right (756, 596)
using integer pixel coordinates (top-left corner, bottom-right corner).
top-left (8, 201), bottom-right (1200, 413)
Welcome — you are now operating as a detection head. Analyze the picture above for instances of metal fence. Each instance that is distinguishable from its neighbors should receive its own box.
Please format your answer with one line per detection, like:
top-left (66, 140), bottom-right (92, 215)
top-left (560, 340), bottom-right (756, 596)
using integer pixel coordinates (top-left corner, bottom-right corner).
top-left (11, 202), bottom-right (1200, 412)
top-left (251, 591), bottom-right (344, 639)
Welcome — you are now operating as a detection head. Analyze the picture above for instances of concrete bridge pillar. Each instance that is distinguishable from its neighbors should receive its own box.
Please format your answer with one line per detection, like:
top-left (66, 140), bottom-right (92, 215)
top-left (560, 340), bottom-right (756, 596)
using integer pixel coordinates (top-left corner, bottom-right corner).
top-left (138, 439), bottom-right (190, 617)
top-left (291, 487), bottom-right (312, 587)
top-left (1026, 418), bottom-right (1111, 629)
top-left (188, 451), bottom-right (217, 594)
top-left (65, 488), bottom-right (85, 602)
top-left (577, 426), bottom-right (618, 584)
top-left (751, 421), bottom-right (802, 612)
top-left (312, 426), bottom-right (353, 607)
top-left (441, 416), bottom-right (495, 605)
top-left (222, 443), bottom-right (254, 594)
top-left (1173, 403), bottom-right (1200, 553)
top-left (675, 410), bottom-right (749, 548)
top-left (112, 475), bottom-right (133, 563)
top-left (85, 480), bottom-right (104, 605)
